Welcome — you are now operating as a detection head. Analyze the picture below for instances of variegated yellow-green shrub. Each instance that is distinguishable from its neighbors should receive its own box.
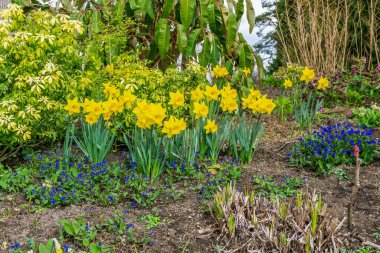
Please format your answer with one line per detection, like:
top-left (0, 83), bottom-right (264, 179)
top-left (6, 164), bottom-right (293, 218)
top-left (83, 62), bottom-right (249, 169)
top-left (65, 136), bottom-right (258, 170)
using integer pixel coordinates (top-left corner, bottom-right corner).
top-left (0, 4), bottom-right (83, 159)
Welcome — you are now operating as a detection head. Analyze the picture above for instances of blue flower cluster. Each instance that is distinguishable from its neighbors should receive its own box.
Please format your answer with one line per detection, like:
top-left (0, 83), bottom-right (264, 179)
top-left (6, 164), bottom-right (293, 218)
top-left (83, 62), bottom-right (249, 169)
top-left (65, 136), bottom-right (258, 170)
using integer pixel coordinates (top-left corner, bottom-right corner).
top-left (0, 150), bottom-right (160, 207)
top-left (289, 123), bottom-right (379, 173)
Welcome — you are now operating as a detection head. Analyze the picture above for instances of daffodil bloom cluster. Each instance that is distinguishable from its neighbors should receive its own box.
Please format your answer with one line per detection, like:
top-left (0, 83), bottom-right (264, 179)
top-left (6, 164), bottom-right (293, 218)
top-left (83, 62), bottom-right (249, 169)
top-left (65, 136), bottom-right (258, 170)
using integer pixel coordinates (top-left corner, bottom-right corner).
top-left (133, 100), bottom-right (166, 129)
top-left (63, 67), bottom-right (275, 139)
top-left (64, 85), bottom-right (136, 125)
top-left (220, 85), bottom-right (238, 113)
top-left (212, 65), bottom-right (229, 78)
top-left (242, 89), bottom-right (276, 114)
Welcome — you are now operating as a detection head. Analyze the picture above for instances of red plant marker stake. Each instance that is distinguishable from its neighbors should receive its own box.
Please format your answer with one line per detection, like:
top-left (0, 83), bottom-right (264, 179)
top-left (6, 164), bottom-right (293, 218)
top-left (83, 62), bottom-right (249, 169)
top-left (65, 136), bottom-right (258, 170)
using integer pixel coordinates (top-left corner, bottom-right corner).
top-left (348, 145), bottom-right (361, 231)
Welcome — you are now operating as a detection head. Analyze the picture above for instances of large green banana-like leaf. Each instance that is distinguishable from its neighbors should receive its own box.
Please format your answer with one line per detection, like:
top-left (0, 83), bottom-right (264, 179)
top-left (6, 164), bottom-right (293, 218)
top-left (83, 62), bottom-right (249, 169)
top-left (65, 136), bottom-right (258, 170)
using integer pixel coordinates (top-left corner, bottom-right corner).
top-left (138, 0), bottom-right (155, 19)
top-left (237, 43), bottom-right (253, 68)
top-left (161, 0), bottom-right (175, 19)
top-left (236, 0), bottom-right (244, 23)
top-left (254, 53), bottom-right (264, 85)
top-left (226, 13), bottom-right (237, 50)
top-left (210, 36), bottom-right (221, 66)
top-left (91, 11), bottom-right (103, 34)
top-left (155, 19), bottom-right (171, 58)
top-left (199, 37), bottom-right (211, 67)
top-left (218, 3), bottom-right (229, 28)
top-left (129, 0), bottom-right (138, 10)
top-left (246, 0), bottom-right (255, 33)
top-left (226, 0), bottom-right (234, 13)
top-left (199, 0), bottom-right (209, 28)
top-left (180, 0), bottom-right (196, 30)
top-left (177, 23), bottom-right (188, 53)
top-left (186, 28), bottom-right (201, 58)
top-left (238, 33), bottom-right (255, 68)
top-left (207, 4), bottom-right (217, 33)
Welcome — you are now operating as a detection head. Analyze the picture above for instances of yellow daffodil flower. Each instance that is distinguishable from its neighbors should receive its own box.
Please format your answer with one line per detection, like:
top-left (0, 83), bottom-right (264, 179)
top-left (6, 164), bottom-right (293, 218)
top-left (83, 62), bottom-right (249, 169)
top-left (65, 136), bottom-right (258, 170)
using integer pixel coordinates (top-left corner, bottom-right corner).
top-left (220, 84), bottom-right (237, 99)
top-left (204, 85), bottom-right (219, 101)
top-left (300, 67), bottom-right (315, 83)
top-left (220, 97), bottom-right (238, 113)
top-left (284, 79), bottom-right (293, 89)
top-left (191, 86), bottom-right (204, 102)
top-left (204, 119), bottom-right (218, 134)
top-left (64, 98), bottom-right (81, 115)
top-left (212, 65), bottom-right (229, 78)
top-left (242, 67), bottom-right (251, 77)
top-left (193, 102), bottom-right (209, 119)
top-left (85, 113), bottom-right (99, 125)
top-left (317, 77), bottom-right (329, 90)
top-left (169, 90), bottom-right (185, 108)
top-left (146, 103), bottom-right (166, 126)
top-left (162, 116), bottom-right (187, 137)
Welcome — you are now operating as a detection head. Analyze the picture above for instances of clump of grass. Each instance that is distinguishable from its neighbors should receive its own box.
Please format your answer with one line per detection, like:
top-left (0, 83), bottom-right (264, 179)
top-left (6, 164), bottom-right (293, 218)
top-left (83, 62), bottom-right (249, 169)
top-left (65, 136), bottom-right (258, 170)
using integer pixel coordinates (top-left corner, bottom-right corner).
top-left (211, 184), bottom-right (345, 252)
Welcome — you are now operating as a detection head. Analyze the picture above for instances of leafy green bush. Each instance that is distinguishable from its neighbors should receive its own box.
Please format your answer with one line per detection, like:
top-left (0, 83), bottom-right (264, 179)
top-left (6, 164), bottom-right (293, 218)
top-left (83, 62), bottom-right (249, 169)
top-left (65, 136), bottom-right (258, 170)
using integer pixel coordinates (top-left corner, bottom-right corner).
top-left (0, 5), bottom-right (83, 157)
top-left (274, 96), bottom-right (293, 122)
top-left (349, 105), bottom-right (380, 128)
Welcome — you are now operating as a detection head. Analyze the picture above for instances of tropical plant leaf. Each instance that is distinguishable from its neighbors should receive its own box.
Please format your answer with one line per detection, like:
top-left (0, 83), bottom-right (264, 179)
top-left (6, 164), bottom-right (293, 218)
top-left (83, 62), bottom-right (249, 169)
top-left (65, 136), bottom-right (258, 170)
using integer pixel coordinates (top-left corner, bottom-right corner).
top-left (180, 0), bottom-right (196, 30)
top-left (199, 37), bottom-right (211, 66)
top-left (226, 13), bottom-right (237, 50)
top-left (138, 0), bottom-right (155, 19)
top-left (186, 28), bottom-right (201, 58)
top-left (199, 0), bottom-right (209, 28)
top-left (155, 19), bottom-right (171, 58)
top-left (218, 3), bottom-right (229, 27)
top-left (161, 0), bottom-right (175, 19)
top-left (254, 52), bottom-right (264, 84)
top-left (207, 4), bottom-right (217, 33)
top-left (211, 36), bottom-right (221, 66)
top-left (246, 0), bottom-right (255, 33)
top-left (237, 43), bottom-right (253, 68)
top-left (91, 11), bottom-right (103, 34)
top-left (226, 0), bottom-right (234, 12)
top-left (236, 0), bottom-right (244, 23)
top-left (177, 23), bottom-right (188, 53)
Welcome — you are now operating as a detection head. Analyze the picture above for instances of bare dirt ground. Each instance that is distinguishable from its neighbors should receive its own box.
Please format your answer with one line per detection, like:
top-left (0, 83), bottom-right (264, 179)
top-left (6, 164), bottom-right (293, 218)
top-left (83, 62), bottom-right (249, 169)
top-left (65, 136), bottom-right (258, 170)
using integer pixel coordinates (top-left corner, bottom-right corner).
top-left (0, 119), bottom-right (379, 252)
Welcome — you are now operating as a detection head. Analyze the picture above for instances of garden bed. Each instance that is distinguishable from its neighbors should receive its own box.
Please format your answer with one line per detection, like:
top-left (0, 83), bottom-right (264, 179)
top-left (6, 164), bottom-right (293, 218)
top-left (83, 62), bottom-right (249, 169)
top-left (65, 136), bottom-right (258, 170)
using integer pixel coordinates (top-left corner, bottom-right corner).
top-left (1, 130), bottom-right (379, 252)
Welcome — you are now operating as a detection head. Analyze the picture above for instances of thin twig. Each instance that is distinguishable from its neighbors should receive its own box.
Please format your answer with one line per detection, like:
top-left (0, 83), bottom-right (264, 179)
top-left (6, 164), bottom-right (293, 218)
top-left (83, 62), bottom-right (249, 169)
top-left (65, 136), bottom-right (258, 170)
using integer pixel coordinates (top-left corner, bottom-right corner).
top-left (273, 139), bottom-right (298, 152)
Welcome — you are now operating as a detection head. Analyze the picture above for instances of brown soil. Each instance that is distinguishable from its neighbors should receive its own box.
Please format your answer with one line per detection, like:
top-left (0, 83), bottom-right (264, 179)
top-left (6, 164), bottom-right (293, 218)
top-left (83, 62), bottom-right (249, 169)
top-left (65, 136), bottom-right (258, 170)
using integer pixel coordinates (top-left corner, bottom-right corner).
top-left (0, 121), bottom-right (379, 253)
